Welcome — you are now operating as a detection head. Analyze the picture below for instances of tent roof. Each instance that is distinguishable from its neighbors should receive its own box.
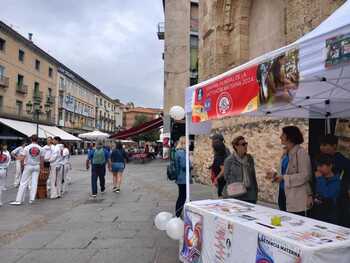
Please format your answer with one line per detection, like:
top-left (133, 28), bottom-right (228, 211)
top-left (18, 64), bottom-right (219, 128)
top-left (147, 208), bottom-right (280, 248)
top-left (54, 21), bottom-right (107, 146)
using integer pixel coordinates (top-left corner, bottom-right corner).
top-left (110, 117), bottom-right (163, 140)
top-left (185, 1), bottom-right (350, 122)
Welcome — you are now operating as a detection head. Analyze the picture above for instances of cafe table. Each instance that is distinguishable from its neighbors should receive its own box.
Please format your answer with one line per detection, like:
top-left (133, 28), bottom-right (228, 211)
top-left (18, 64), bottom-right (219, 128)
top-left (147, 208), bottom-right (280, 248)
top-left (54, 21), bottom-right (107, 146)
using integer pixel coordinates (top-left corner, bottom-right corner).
top-left (179, 199), bottom-right (350, 263)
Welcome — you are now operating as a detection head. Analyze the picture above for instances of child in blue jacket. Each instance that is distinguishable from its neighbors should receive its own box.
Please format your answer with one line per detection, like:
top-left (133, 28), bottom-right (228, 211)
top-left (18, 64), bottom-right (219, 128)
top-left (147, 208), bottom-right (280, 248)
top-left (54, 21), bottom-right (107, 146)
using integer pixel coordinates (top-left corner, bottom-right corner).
top-left (313, 154), bottom-right (341, 224)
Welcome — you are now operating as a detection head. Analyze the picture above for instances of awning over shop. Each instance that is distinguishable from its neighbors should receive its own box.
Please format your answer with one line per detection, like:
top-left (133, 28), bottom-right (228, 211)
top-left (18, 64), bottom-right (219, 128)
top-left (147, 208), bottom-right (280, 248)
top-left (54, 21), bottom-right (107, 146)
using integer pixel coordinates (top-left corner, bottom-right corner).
top-left (0, 117), bottom-right (81, 141)
top-left (110, 117), bottom-right (163, 139)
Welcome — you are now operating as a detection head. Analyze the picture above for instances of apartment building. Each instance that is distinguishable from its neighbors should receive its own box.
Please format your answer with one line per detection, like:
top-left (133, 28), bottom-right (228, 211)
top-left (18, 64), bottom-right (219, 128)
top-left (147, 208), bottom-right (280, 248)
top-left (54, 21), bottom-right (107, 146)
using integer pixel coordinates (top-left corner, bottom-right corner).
top-left (157, 0), bottom-right (199, 132)
top-left (95, 93), bottom-right (123, 133)
top-left (0, 21), bottom-right (57, 125)
top-left (57, 65), bottom-right (99, 135)
top-left (123, 106), bottom-right (162, 129)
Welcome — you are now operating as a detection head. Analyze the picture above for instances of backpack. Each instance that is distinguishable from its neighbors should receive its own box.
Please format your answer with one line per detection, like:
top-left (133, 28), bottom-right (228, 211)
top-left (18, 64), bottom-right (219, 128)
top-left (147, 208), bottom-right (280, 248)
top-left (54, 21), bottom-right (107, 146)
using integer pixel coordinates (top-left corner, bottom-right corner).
top-left (167, 159), bottom-right (177, 181)
top-left (92, 149), bottom-right (106, 165)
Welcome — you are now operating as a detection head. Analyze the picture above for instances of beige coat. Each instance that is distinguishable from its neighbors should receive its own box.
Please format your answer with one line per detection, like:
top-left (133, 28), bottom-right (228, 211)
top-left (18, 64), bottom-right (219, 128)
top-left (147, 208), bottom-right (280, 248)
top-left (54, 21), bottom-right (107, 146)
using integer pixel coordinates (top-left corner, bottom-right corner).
top-left (280, 145), bottom-right (312, 213)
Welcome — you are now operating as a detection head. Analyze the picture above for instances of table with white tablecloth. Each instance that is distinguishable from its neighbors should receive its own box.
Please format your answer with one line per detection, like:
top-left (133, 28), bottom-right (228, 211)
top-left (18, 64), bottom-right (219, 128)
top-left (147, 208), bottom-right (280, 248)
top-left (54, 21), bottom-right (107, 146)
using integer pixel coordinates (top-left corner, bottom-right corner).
top-left (180, 199), bottom-right (350, 263)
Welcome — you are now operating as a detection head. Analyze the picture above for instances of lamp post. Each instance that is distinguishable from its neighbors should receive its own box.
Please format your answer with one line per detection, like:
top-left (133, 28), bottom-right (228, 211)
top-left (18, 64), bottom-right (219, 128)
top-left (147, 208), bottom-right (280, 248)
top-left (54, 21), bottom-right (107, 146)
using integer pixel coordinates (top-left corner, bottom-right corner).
top-left (26, 96), bottom-right (52, 137)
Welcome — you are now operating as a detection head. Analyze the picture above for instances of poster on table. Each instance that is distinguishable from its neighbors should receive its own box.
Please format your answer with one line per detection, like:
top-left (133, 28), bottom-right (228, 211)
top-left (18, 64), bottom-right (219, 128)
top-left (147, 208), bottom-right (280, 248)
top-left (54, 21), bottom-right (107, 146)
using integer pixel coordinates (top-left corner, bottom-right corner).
top-left (181, 210), bottom-right (203, 263)
top-left (191, 49), bottom-right (299, 123)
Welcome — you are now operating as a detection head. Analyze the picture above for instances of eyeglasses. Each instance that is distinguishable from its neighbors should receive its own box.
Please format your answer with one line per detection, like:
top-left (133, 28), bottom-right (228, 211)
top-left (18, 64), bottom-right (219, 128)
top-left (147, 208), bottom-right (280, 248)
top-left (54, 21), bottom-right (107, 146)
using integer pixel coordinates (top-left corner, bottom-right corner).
top-left (237, 142), bottom-right (248, 146)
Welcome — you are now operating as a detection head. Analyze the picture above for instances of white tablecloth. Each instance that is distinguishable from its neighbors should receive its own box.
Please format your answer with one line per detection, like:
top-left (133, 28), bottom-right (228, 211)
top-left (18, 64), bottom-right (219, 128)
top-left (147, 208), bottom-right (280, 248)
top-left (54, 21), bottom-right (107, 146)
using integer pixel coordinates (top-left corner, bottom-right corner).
top-left (180, 199), bottom-right (350, 263)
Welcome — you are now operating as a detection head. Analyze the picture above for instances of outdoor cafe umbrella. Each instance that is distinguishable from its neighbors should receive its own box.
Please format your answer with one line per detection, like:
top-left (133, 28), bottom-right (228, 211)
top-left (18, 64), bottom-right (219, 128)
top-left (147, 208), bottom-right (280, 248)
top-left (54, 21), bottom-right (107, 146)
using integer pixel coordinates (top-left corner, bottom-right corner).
top-left (78, 130), bottom-right (110, 141)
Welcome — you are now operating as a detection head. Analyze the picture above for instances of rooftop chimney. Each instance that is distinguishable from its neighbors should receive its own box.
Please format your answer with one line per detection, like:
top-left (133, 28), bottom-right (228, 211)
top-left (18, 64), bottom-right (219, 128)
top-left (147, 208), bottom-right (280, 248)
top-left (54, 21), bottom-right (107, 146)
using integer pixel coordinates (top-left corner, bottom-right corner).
top-left (28, 33), bottom-right (33, 41)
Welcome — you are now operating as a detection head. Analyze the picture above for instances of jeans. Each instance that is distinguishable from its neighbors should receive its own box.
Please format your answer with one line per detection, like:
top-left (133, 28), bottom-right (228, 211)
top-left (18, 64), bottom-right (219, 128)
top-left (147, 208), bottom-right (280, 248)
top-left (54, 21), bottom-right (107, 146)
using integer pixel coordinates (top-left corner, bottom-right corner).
top-left (217, 177), bottom-right (226, 197)
top-left (91, 164), bottom-right (106, 195)
top-left (278, 187), bottom-right (287, 212)
top-left (176, 184), bottom-right (186, 217)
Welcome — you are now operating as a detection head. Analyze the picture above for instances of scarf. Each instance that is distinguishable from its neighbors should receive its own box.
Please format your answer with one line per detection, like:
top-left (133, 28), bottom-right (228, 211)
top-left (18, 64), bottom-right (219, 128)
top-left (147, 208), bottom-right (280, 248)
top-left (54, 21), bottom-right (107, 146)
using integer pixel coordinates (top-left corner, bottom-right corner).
top-left (234, 152), bottom-right (251, 188)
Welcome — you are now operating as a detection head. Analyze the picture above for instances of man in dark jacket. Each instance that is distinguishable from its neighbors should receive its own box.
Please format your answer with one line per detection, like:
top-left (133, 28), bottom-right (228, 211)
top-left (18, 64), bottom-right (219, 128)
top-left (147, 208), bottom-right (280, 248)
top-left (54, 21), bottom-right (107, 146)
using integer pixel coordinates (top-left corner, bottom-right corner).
top-left (317, 135), bottom-right (350, 227)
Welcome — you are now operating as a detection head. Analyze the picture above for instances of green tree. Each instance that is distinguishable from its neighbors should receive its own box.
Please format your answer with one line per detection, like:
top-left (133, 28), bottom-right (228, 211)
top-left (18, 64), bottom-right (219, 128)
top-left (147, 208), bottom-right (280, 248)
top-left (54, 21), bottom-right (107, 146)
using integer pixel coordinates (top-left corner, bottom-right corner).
top-left (132, 114), bottom-right (160, 142)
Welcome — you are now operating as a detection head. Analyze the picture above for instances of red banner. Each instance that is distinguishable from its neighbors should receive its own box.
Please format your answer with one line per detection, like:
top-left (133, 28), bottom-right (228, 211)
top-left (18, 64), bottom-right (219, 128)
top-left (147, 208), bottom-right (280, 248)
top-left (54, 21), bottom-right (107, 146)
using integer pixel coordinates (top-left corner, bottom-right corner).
top-left (192, 48), bottom-right (299, 123)
top-left (192, 65), bottom-right (259, 123)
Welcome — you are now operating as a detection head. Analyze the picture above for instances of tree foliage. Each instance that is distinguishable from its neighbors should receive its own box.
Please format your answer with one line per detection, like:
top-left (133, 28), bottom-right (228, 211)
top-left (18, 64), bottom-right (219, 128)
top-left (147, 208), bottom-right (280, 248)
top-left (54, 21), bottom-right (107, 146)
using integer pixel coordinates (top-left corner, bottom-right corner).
top-left (131, 114), bottom-right (160, 142)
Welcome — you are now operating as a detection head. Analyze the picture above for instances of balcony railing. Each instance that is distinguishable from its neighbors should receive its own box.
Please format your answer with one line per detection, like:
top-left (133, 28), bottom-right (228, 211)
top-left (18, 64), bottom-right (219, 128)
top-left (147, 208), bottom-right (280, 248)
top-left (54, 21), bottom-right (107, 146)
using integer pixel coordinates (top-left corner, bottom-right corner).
top-left (157, 22), bottom-right (165, 40)
top-left (47, 95), bottom-right (55, 105)
top-left (0, 105), bottom-right (55, 125)
top-left (0, 75), bottom-right (9, 88)
top-left (16, 83), bottom-right (28, 94)
top-left (33, 91), bottom-right (43, 101)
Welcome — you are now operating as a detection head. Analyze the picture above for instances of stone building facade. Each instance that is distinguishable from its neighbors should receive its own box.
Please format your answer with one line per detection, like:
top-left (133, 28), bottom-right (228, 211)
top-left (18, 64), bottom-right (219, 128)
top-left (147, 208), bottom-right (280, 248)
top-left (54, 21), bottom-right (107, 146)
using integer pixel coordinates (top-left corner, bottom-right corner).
top-left (159, 0), bottom-right (199, 132)
top-left (194, 0), bottom-right (345, 203)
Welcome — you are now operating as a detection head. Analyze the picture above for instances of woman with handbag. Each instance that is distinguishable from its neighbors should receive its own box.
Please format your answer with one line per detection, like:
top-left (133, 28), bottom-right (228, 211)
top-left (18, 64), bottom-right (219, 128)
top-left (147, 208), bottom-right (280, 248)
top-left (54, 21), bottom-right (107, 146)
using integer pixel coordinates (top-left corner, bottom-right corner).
top-left (223, 136), bottom-right (258, 204)
top-left (266, 126), bottom-right (312, 216)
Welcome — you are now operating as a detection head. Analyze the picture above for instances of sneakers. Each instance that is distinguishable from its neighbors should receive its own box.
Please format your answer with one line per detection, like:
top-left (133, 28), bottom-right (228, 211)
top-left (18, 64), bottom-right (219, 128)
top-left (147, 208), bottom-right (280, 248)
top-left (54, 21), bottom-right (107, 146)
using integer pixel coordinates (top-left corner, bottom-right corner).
top-left (90, 194), bottom-right (97, 198)
top-left (10, 201), bottom-right (21, 206)
top-left (29, 200), bottom-right (34, 204)
top-left (112, 187), bottom-right (117, 192)
top-left (115, 188), bottom-right (120, 193)
top-left (101, 189), bottom-right (106, 194)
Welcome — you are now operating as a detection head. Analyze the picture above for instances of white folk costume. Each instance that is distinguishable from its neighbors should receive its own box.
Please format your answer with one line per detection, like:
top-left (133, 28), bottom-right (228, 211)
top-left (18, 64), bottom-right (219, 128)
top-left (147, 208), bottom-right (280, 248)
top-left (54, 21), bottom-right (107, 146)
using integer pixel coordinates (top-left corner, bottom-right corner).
top-left (0, 150), bottom-right (11, 206)
top-left (11, 146), bottom-right (24, 187)
top-left (61, 147), bottom-right (71, 193)
top-left (11, 143), bottom-right (43, 204)
top-left (49, 143), bottom-right (64, 199)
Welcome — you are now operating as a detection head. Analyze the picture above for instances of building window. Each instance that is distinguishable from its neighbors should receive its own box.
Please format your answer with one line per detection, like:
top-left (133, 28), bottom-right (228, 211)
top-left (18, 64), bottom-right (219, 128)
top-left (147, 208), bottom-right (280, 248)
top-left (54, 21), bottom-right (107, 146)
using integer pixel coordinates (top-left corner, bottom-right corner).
top-left (48, 67), bottom-right (53, 78)
top-left (35, 59), bottom-right (40, 71)
top-left (18, 49), bottom-right (25, 62)
top-left (0, 65), bottom-right (4, 77)
top-left (34, 82), bottom-right (40, 95)
top-left (0, 96), bottom-right (3, 111)
top-left (48, 87), bottom-right (52, 97)
top-left (16, 100), bottom-right (23, 115)
top-left (59, 77), bottom-right (65, 90)
top-left (17, 74), bottom-right (24, 87)
top-left (0, 38), bottom-right (5, 51)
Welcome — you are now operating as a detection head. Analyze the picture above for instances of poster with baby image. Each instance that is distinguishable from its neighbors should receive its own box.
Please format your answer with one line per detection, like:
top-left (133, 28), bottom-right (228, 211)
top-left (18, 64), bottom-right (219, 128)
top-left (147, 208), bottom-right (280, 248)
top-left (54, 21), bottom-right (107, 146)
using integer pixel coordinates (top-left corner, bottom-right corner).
top-left (182, 210), bottom-right (203, 263)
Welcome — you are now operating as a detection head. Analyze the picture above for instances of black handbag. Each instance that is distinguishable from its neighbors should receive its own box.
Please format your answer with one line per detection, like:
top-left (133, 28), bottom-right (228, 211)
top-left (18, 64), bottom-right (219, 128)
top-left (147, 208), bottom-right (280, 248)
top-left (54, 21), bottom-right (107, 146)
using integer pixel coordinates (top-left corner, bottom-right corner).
top-left (167, 159), bottom-right (177, 181)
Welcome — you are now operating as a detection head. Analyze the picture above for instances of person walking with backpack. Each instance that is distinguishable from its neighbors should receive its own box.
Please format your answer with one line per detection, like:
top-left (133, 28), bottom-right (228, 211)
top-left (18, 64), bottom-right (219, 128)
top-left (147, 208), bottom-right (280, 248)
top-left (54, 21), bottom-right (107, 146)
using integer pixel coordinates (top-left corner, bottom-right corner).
top-left (174, 137), bottom-right (190, 217)
top-left (87, 141), bottom-right (110, 198)
top-left (109, 141), bottom-right (128, 193)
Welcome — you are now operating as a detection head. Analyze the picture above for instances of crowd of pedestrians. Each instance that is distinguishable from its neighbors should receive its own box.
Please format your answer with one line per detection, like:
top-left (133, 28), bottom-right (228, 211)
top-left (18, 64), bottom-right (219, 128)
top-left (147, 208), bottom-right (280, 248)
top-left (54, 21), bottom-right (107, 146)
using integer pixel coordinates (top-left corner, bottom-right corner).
top-left (171, 126), bottom-right (350, 228)
top-left (0, 135), bottom-right (72, 206)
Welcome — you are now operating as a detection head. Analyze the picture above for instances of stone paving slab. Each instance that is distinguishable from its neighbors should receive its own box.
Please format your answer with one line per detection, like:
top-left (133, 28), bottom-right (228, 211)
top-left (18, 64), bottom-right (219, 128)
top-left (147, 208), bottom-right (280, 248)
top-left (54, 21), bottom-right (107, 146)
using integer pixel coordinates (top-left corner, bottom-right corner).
top-left (0, 156), bottom-right (212, 262)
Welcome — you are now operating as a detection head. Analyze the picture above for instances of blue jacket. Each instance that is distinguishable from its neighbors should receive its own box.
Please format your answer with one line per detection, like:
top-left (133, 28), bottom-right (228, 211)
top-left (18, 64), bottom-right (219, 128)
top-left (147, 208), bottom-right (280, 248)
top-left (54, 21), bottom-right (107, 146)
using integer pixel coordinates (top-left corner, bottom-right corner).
top-left (175, 149), bottom-right (188, 185)
top-left (315, 174), bottom-right (341, 202)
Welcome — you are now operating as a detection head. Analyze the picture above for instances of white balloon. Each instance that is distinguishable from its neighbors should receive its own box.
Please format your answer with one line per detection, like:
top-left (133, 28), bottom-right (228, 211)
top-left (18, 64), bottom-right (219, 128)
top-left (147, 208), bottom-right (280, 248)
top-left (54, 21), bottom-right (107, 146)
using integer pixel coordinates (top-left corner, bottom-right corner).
top-left (154, 212), bottom-right (173, 231)
top-left (169, 105), bottom-right (185, 120)
top-left (166, 217), bottom-right (184, 240)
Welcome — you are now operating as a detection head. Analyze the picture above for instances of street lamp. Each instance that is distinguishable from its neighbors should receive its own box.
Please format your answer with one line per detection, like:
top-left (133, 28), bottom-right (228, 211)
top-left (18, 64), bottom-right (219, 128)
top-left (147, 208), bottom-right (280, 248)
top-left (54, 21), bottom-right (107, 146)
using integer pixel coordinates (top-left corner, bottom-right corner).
top-left (26, 97), bottom-right (53, 137)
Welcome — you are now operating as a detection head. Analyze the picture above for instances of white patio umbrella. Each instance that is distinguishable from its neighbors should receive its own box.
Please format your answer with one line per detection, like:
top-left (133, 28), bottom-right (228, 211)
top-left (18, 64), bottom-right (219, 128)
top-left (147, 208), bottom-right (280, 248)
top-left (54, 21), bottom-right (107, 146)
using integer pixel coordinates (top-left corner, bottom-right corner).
top-left (78, 130), bottom-right (110, 140)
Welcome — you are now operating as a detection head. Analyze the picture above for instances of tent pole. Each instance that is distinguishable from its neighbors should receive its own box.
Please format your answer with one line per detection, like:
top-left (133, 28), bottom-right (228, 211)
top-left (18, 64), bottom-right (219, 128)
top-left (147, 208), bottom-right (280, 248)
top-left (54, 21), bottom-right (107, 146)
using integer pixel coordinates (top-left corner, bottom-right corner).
top-left (325, 118), bottom-right (331, 135)
top-left (185, 113), bottom-right (190, 203)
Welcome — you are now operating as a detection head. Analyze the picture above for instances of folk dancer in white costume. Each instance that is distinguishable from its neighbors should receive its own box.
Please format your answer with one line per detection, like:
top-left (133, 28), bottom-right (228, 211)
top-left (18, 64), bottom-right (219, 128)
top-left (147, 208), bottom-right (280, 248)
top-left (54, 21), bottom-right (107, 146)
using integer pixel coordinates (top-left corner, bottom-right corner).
top-left (61, 144), bottom-right (71, 194)
top-left (11, 142), bottom-right (26, 187)
top-left (0, 144), bottom-right (11, 206)
top-left (10, 135), bottom-right (43, 205)
top-left (42, 137), bottom-right (54, 193)
top-left (49, 137), bottom-right (64, 199)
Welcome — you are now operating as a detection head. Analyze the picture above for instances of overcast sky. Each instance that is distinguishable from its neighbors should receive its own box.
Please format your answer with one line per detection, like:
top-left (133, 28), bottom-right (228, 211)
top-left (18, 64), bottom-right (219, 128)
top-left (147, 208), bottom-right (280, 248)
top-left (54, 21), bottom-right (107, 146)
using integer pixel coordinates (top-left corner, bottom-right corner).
top-left (0, 0), bottom-right (164, 108)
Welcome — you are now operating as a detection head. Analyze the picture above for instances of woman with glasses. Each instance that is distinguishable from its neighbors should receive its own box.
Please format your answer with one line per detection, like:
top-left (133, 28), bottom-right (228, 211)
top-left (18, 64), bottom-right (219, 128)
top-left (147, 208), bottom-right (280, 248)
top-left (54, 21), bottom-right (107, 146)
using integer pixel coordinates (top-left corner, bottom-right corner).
top-left (223, 136), bottom-right (258, 204)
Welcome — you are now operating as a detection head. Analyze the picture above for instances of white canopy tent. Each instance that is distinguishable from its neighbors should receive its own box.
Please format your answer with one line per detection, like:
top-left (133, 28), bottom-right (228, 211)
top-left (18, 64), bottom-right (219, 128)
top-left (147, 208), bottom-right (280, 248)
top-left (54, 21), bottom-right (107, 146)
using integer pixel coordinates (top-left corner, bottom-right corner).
top-left (78, 130), bottom-right (110, 141)
top-left (0, 117), bottom-right (81, 141)
top-left (183, 0), bottom-right (350, 202)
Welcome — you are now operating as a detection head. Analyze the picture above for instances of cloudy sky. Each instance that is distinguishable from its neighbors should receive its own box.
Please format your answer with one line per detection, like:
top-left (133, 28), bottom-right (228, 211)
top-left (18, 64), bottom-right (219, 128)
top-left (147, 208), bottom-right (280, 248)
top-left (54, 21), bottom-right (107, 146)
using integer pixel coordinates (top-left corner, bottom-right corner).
top-left (0, 0), bottom-right (164, 108)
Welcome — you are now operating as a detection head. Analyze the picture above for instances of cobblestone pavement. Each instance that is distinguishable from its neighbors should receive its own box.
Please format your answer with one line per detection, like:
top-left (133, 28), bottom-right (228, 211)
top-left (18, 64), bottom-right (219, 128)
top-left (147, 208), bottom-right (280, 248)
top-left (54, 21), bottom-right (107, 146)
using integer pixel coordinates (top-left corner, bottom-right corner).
top-left (0, 156), bottom-right (212, 263)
